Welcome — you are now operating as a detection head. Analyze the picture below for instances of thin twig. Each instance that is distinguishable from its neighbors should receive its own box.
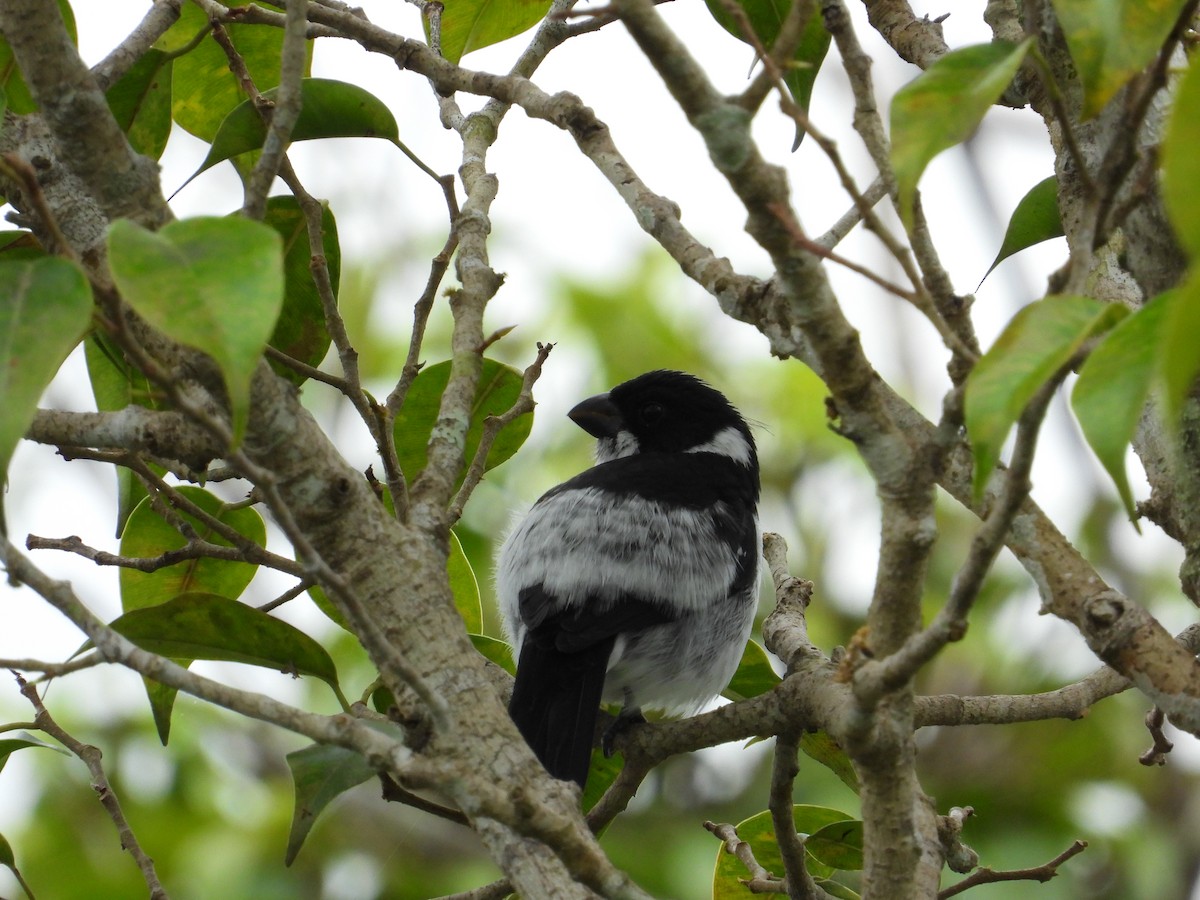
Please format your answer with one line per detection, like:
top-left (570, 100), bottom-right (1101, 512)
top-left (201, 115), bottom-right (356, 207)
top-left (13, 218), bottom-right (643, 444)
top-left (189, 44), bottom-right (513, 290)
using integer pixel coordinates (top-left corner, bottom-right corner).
top-left (17, 675), bottom-right (171, 900)
top-left (242, 0), bottom-right (310, 219)
top-left (447, 342), bottom-right (553, 522)
top-left (938, 840), bottom-right (1088, 898)
top-left (770, 732), bottom-right (822, 899)
top-left (852, 367), bottom-right (1062, 703)
top-left (0, 653), bottom-right (104, 678)
top-left (1139, 706), bottom-right (1174, 766)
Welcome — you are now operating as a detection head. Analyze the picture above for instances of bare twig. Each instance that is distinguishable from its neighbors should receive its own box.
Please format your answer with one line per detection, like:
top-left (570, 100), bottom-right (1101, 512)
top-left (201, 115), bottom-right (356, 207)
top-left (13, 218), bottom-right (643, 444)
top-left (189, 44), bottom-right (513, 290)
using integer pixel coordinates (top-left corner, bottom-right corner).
top-left (852, 368), bottom-right (1060, 703)
top-left (242, 0), bottom-right (310, 220)
top-left (704, 820), bottom-right (787, 893)
top-left (0, 653), bottom-right (104, 678)
top-left (770, 732), bottom-right (823, 899)
top-left (938, 839), bottom-right (1088, 898)
top-left (1139, 706), bottom-right (1174, 766)
top-left (17, 675), bottom-right (171, 900)
top-left (447, 342), bottom-right (553, 522)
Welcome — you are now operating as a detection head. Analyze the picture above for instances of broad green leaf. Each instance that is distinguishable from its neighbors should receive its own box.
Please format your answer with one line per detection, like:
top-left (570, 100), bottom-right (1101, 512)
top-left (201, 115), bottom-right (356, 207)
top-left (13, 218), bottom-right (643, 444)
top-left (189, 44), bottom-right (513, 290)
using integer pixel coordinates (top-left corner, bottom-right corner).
top-left (1072, 293), bottom-right (1170, 521)
top-left (167, 2), bottom-right (312, 142)
top-left (723, 639), bottom-right (781, 701)
top-left (0, 0), bottom-right (76, 114)
top-left (449, 530), bottom-right (483, 632)
top-left (806, 819), bottom-right (864, 870)
top-left (891, 40), bottom-right (1031, 228)
top-left (965, 295), bottom-right (1127, 497)
top-left (438, 0), bottom-right (552, 64)
top-left (261, 196), bottom-right (339, 385)
top-left (108, 216), bottom-right (285, 441)
top-left (285, 742), bottom-right (376, 864)
top-left (800, 730), bottom-right (859, 795)
top-left (470, 633), bottom-right (515, 674)
top-left (119, 485), bottom-right (265, 611)
top-left (84, 330), bottom-right (166, 536)
top-left (1162, 51), bottom-right (1200, 259)
top-left (0, 734), bottom-right (68, 775)
top-left (111, 592), bottom-right (347, 705)
top-left (1051, 0), bottom-right (1189, 118)
top-left (0, 258), bottom-right (92, 495)
top-left (393, 358), bottom-right (533, 485)
top-left (1161, 280), bottom-right (1200, 425)
top-left (714, 806), bottom-right (861, 899)
top-left (189, 79), bottom-right (399, 186)
top-left (105, 48), bottom-right (172, 159)
top-left (704, 0), bottom-right (831, 149)
top-left (982, 176), bottom-right (1064, 283)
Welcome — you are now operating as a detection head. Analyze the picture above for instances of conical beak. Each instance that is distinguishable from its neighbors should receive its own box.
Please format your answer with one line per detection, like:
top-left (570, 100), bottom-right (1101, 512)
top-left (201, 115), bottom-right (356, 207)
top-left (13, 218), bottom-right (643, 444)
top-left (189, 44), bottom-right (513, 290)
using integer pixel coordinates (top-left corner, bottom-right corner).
top-left (568, 393), bottom-right (623, 439)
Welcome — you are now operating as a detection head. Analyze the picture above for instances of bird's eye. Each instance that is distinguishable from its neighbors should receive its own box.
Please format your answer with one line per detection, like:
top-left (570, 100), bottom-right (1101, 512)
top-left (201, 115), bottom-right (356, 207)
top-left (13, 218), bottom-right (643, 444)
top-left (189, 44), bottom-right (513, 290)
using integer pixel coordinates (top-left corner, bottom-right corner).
top-left (640, 401), bottom-right (665, 426)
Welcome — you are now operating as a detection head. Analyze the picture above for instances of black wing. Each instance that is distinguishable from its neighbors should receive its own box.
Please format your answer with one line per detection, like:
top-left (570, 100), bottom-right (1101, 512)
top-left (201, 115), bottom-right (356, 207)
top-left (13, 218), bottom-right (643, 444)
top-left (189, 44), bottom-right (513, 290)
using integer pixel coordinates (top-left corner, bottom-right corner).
top-left (508, 584), bottom-right (675, 786)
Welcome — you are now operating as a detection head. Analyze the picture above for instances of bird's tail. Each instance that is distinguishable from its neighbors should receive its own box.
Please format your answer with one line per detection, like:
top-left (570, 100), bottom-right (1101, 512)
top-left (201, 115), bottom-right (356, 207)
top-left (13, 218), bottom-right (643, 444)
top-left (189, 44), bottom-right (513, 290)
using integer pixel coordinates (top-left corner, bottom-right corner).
top-left (508, 636), bottom-right (615, 787)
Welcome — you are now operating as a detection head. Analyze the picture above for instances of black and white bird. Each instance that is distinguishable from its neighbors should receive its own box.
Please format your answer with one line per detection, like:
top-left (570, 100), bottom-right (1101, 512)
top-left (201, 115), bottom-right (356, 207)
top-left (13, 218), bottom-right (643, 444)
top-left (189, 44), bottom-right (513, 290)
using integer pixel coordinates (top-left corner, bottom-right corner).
top-left (496, 370), bottom-right (761, 787)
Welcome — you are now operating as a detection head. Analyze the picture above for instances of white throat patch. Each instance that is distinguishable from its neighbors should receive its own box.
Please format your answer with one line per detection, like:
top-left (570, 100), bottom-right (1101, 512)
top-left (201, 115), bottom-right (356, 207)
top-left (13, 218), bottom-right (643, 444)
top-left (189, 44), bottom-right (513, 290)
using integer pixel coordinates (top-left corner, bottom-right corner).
top-left (595, 430), bottom-right (640, 463)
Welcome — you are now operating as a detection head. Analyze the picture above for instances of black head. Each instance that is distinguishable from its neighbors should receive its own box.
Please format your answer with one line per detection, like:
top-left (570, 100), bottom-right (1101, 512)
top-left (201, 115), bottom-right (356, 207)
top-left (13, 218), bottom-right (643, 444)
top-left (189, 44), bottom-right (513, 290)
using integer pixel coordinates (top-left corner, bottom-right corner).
top-left (569, 370), bottom-right (757, 466)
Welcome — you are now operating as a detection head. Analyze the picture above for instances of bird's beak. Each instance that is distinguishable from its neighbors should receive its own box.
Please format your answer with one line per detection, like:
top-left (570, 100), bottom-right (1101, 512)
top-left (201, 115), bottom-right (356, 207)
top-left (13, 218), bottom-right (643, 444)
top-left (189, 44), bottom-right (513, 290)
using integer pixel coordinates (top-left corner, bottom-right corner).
top-left (568, 393), bottom-right (623, 439)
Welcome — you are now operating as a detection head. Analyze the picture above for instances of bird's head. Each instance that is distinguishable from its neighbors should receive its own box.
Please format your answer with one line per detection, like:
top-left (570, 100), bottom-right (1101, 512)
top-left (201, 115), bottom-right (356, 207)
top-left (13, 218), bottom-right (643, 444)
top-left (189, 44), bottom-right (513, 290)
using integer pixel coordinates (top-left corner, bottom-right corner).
top-left (568, 370), bottom-right (756, 467)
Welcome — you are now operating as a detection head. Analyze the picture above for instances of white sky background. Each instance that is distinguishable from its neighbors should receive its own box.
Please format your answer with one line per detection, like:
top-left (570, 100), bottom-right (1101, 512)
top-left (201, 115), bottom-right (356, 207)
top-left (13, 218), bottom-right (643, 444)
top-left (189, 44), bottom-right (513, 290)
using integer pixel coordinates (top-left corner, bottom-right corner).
top-left (1, 0), bottom-right (1195, 861)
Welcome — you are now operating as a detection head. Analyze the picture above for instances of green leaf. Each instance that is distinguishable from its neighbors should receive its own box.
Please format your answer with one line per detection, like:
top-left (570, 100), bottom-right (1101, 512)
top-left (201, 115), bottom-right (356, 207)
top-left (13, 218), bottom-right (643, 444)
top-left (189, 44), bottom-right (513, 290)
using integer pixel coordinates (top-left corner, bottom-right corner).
top-left (0, 733), bottom-right (68, 775)
top-left (723, 640), bottom-right (782, 701)
top-left (1050, 0), bottom-right (1189, 119)
top-left (0, 0), bottom-right (75, 114)
top-left (108, 216), bottom-right (285, 442)
top-left (806, 819), bottom-right (864, 870)
top-left (0, 831), bottom-right (13, 868)
top-left (261, 196), bottom-right (339, 384)
top-left (982, 176), bottom-right (1064, 283)
top-left (105, 48), bottom-right (172, 159)
top-left (965, 295), bottom-right (1127, 497)
top-left (84, 330), bottom-right (168, 537)
top-left (1160, 280), bottom-right (1200, 426)
top-left (891, 40), bottom-right (1031, 228)
top-left (581, 746), bottom-right (623, 814)
top-left (189, 79), bottom-right (399, 186)
top-left (438, 0), bottom-right (553, 64)
top-left (167, 3), bottom-right (312, 142)
top-left (144, 673), bottom-right (189, 746)
top-left (704, 0), bottom-right (830, 150)
top-left (111, 592), bottom-right (346, 704)
top-left (285, 741), bottom-right (377, 864)
top-left (714, 806), bottom-right (861, 899)
top-left (0, 258), bottom-right (92, 496)
top-left (119, 485), bottom-right (266, 611)
top-left (1072, 293), bottom-right (1170, 521)
top-left (449, 530), bottom-right (483, 632)
top-left (800, 730), bottom-right (859, 795)
top-left (393, 358), bottom-right (533, 485)
top-left (470, 633), bottom-right (515, 674)
top-left (1162, 50), bottom-right (1200, 259)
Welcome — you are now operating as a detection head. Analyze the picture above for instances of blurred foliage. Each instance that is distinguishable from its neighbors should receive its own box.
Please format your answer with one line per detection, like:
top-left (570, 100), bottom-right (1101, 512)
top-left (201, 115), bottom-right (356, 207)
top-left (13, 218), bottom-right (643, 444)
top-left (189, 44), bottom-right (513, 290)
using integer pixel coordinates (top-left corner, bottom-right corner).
top-left (4, 236), bottom-right (1198, 899)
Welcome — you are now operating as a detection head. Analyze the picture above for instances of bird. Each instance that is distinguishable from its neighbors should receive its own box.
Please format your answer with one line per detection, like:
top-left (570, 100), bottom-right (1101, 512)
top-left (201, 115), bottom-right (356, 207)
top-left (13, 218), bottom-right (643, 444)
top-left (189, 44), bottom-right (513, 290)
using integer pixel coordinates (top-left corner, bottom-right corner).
top-left (495, 370), bottom-right (761, 787)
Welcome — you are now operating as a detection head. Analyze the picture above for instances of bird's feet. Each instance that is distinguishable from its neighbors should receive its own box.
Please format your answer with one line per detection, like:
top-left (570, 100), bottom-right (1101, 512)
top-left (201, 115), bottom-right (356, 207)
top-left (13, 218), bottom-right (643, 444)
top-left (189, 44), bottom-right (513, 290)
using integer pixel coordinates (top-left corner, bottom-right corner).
top-left (602, 706), bottom-right (646, 758)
